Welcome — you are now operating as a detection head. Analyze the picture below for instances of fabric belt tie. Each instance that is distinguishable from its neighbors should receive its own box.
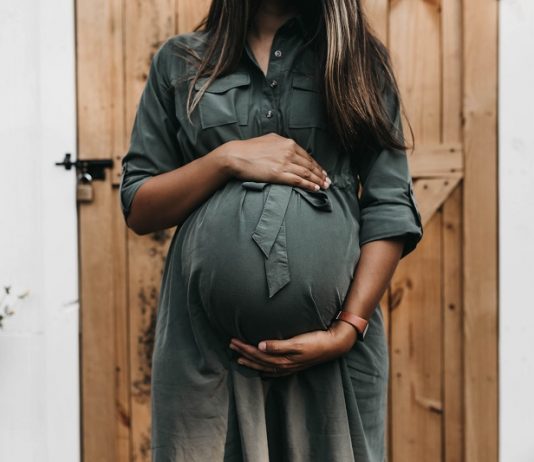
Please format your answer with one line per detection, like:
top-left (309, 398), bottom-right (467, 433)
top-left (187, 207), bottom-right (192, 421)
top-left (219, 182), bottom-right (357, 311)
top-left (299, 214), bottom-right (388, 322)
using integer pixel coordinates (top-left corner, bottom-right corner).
top-left (241, 181), bottom-right (333, 298)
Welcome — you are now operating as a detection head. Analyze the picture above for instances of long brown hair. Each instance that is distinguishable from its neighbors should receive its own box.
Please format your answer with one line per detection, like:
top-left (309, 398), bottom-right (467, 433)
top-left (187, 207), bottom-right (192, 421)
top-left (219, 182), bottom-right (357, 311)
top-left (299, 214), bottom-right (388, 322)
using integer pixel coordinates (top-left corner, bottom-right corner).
top-left (172, 0), bottom-right (414, 163)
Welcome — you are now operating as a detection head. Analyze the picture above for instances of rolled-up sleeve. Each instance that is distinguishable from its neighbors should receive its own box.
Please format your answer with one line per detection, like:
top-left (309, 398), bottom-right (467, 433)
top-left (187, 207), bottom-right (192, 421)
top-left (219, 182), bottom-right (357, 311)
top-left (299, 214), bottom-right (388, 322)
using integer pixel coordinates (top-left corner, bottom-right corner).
top-left (357, 84), bottom-right (423, 259)
top-left (119, 38), bottom-right (184, 221)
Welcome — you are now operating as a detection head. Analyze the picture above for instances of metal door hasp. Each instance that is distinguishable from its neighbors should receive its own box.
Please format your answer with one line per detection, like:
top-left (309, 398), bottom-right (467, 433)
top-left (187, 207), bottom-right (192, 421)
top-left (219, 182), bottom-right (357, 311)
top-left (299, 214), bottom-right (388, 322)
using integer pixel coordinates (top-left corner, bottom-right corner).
top-left (55, 153), bottom-right (113, 181)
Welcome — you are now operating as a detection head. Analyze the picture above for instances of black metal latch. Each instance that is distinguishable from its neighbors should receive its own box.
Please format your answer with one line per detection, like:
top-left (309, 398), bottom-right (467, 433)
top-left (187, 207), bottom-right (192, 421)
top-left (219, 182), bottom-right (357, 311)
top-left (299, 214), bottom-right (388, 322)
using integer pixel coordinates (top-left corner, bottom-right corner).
top-left (55, 153), bottom-right (115, 203)
top-left (55, 153), bottom-right (113, 181)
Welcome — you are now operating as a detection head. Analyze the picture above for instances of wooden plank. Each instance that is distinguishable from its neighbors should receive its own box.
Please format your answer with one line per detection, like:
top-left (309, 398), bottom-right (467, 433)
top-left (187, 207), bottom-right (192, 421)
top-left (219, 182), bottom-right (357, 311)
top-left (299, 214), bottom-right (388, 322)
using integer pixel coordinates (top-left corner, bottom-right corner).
top-left (362, 0), bottom-right (389, 43)
top-left (389, 0), bottom-right (441, 142)
top-left (177, 0), bottom-right (212, 33)
top-left (441, 0), bottom-right (464, 461)
top-left (123, 1), bottom-right (177, 460)
top-left (112, 187), bottom-right (132, 462)
top-left (408, 143), bottom-right (463, 178)
top-left (78, 187), bottom-right (117, 462)
top-left (108, 0), bottom-right (132, 456)
top-left (77, 0), bottom-right (125, 187)
top-left (389, 1), bottom-right (443, 459)
top-left (127, 230), bottom-right (175, 461)
top-left (76, 0), bottom-right (127, 459)
top-left (462, 0), bottom-right (499, 460)
top-left (382, 284), bottom-right (391, 458)
top-left (389, 211), bottom-right (443, 461)
top-left (110, 0), bottom-right (126, 186)
top-left (442, 185), bottom-right (464, 462)
top-left (77, 0), bottom-right (123, 161)
top-left (442, 0), bottom-right (462, 144)
top-left (413, 177), bottom-right (461, 227)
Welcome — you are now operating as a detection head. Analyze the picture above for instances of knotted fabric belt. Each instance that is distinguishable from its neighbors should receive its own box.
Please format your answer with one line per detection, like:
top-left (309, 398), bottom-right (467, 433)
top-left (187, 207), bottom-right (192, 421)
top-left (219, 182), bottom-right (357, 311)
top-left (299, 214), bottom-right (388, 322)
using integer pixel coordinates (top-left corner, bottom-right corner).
top-left (241, 181), bottom-right (333, 298)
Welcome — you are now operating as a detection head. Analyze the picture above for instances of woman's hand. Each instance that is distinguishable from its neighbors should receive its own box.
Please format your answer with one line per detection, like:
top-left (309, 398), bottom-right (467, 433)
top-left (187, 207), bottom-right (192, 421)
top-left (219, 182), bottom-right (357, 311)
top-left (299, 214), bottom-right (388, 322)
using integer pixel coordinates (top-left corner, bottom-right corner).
top-left (229, 320), bottom-right (358, 377)
top-left (222, 133), bottom-right (331, 192)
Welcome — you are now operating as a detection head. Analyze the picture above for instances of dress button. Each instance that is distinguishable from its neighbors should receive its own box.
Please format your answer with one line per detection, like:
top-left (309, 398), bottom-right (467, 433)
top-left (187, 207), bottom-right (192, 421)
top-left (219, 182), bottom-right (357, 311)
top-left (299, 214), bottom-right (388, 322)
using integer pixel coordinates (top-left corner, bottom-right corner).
top-left (274, 50), bottom-right (282, 58)
top-left (270, 79), bottom-right (278, 88)
top-left (266, 110), bottom-right (273, 118)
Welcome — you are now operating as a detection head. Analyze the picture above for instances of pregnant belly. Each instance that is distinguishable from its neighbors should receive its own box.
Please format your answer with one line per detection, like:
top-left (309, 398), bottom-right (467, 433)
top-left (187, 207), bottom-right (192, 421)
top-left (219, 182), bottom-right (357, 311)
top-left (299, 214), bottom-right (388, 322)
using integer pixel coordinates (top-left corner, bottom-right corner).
top-left (179, 179), bottom-right (361, 346)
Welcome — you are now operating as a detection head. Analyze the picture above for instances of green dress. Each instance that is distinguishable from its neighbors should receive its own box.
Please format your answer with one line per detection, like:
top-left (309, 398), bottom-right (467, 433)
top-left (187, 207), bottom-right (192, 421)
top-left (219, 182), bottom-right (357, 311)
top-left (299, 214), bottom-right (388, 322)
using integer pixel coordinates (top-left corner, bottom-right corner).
top-left (120, 13), bottom-right (423, 462)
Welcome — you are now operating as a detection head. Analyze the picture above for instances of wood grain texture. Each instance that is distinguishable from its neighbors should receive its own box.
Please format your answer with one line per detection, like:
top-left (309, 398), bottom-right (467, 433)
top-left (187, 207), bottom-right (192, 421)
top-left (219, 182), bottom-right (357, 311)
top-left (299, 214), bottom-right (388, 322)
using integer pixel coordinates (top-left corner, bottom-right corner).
top-left (413, 177), bottom-right (461, 226)
top-left (77, 0), bottom-right (128, 459)
top-left (362, 0), bottom-right (389, 43)
top-left (443, 184), bottom-right (464, 462)
top-left (389, 0), bottom-right (441, 142)
top-left (127, 230), bottom-right (174, 461)
top-left (442, 0), bottom-right (462, 144)
top-left (390, 211), bottom-right (443, 461)
top-left (462, 0), bottom-right (499, 460)
top-left (441, 2), bottom-right (464, 461)
top-left (408, 144), bottom-right (463, 178)
top-left (177, 0), bottom-right (211, 33)
top-left (388, 0), bottom-right (443, 459)
top-left (123, 1), bottom-right (177, 459)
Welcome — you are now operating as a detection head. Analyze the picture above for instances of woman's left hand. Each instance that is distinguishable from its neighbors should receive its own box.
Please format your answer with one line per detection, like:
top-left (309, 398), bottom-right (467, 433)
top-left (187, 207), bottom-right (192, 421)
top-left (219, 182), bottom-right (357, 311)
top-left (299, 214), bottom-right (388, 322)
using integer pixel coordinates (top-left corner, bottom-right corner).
top-left (229, 320), bottom-right (358, 377)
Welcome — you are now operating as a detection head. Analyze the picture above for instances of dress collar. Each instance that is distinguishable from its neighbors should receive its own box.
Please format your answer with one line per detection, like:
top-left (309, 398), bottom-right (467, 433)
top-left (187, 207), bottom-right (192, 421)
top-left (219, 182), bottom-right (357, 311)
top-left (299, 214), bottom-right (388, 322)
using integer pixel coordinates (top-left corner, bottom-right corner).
top-left (278, 11), bottom-right (313, 41)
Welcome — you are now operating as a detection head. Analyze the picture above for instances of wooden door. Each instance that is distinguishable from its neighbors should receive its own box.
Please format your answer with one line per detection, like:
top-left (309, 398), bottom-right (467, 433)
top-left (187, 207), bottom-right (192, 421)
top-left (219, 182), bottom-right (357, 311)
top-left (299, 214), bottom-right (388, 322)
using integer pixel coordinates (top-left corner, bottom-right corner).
top-left (76, 0), bottom-right (498, 461)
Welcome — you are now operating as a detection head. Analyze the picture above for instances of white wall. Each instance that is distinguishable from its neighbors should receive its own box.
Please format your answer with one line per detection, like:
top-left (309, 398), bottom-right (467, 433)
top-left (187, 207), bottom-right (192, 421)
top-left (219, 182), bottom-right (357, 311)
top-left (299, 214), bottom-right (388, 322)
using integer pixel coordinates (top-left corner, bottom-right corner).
top-left (0, 0), bottom-right (80, 461)
top-left (499, 1), bottom-right (534, 461)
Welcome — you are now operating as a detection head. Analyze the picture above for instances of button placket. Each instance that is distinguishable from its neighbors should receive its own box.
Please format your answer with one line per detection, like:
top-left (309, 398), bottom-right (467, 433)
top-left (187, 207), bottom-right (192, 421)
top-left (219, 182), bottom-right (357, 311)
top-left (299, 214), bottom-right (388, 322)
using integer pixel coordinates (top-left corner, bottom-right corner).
top-left (247, 27), bottom-right (302, 136)
top-left (259, 38), bottom-right (284, 135)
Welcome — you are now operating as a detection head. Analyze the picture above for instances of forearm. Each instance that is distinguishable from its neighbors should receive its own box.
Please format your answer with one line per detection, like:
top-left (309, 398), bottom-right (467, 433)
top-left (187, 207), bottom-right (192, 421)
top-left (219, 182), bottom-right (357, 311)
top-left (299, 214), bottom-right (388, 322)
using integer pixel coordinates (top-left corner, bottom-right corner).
top-left (330, 237), bottom-right (405, 344)
top-left (126, 143), bottom-right (235, 235)
top-left (343, 237), bottom-right (405, 319)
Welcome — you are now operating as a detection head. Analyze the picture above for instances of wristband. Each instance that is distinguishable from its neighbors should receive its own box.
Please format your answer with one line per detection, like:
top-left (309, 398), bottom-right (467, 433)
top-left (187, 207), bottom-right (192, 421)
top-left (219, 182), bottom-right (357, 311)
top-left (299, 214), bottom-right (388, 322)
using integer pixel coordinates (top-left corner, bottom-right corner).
top-left (334, 310), bottom-right (369, 341)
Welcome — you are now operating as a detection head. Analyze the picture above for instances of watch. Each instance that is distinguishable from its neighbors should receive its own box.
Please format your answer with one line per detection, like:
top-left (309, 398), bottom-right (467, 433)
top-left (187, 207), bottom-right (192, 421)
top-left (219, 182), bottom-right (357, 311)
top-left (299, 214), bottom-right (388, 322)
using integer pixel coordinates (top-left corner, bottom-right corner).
top-left (334, 310), bottom-right (369, 341)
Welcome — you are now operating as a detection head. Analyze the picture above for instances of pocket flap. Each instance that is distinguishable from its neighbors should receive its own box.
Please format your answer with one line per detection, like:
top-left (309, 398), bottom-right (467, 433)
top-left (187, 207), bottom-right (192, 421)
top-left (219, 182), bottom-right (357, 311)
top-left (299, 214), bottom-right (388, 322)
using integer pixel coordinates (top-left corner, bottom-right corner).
top-left (194, 73), bottom-right (251, 93)
top-left (291, 74), bottom-right (320, 92)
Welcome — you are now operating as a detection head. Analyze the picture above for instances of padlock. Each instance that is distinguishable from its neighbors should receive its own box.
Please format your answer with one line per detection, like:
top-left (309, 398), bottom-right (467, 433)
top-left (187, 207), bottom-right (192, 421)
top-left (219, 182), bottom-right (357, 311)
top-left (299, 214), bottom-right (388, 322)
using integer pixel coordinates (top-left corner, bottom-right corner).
top-left (77, 171), bottom-right (94, 203)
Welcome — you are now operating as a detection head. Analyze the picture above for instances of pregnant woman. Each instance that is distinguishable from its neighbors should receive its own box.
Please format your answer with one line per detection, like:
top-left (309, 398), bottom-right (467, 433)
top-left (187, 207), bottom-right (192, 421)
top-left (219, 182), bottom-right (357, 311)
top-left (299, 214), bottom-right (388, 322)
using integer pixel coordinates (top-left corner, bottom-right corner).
top-left (120, 0), bottom-right (423, 460)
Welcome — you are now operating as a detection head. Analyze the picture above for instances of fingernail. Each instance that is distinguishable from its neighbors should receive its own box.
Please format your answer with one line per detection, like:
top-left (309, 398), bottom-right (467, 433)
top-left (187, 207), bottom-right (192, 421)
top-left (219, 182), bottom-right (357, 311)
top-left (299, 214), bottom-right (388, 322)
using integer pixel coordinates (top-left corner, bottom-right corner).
top-left (322, 169), bottom-right (327, 176)
top-left (229, 344), bottom-right (237, 350)
top-left (259, 341), bottom-right (267, 351)
top-left (326, 176), bottom-right (331, 185)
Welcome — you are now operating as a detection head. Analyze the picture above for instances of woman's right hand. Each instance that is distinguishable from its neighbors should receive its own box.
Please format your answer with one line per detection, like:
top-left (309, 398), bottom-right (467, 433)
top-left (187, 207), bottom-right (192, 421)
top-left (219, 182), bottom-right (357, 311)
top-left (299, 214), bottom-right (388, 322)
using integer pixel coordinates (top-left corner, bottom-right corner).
top-left (222, 133), bottom-right (331, 191)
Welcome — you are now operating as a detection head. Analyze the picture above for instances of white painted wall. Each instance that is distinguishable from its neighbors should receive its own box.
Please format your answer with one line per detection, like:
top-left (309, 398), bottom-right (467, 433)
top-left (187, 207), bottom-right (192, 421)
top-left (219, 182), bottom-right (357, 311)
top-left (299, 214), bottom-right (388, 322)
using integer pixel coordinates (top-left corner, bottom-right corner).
top-left (499, 1), bottom-right (534, 461)
top-left (0, 0), bottom-right (80, 461)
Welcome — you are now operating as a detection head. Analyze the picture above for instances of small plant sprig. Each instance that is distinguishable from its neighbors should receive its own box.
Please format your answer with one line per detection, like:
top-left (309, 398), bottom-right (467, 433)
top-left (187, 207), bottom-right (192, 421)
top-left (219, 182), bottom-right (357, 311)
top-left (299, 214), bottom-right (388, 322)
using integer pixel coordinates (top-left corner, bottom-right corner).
top-left (0, 285), bottom-right (30, 329)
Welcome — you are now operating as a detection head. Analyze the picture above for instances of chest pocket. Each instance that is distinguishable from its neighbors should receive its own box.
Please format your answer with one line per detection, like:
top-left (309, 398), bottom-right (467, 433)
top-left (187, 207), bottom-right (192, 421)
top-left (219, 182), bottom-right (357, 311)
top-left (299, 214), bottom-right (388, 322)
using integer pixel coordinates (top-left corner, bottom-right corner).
top-left (288, 74), bottom-right (328, 129)
top-left (194, 73), bottom-right (251, 129)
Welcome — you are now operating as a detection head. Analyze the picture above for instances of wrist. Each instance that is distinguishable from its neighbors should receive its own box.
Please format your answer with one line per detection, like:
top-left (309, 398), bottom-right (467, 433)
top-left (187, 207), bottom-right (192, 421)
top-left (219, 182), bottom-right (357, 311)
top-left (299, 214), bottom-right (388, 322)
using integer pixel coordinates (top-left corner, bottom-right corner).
top-left (329, 319), bottom-right (358, 353)
top-left (335, 309), bottom-right (369, 342)
top-left (212, 140), bottom-right (240, 179)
